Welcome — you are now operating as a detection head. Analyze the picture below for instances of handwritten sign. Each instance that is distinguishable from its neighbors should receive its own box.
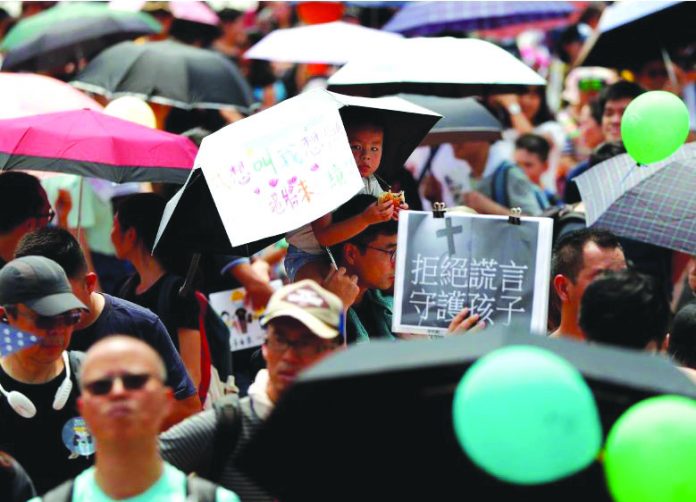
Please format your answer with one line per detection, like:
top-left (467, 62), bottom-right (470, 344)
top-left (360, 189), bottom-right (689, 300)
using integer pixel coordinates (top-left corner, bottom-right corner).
top-left (198, 89), bottom-right (363, 247)
top-left (209, 280), bottom-right (283, 352)
top-left (393, 211), bottom-right (552, 336)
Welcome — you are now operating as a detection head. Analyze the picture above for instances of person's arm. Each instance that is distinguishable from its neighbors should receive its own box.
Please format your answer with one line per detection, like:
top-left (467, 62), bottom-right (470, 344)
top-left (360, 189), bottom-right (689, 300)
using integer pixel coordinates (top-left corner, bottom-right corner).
top-left (228, 260), bottom-right (274, 311)
top-left (178, 328), bottom-right (202, 391)
top-left (163, 394), bottom-right (202, 431)
top-left (448, 307), bottom-right (486, 334)
top-left (160, 408), bottom-right (218, 475)
top-left (461, 191), bottom-right (511, 216)
top-left (321, 266), bottom-right (359, 310)
top-left (311, 201), bottom-right (394, 247)
top-left (494, 94), bottom-right (535, 135)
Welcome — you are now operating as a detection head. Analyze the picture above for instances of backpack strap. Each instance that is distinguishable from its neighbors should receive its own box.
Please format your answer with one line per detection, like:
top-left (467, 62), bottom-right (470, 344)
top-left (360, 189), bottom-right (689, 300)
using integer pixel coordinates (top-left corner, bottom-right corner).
top-left (186, 476), bottom-right (219, 502)
top-left (492, 161), bottom-right (513, 208)
top-left (156, 274), bottom-right (183, 332)
top-left (208, 394), bottom-right (243, 482)
top-left (195, 291), bottom-right (213, 404)
top-left (40, 479), bottom-right (74, 502)
top-left (417, 144), bottom-right (442, 184)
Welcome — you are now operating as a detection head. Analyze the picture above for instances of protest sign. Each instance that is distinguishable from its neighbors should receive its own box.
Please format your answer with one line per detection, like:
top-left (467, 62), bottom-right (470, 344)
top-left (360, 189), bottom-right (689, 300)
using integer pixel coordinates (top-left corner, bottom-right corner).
top-left (209, 280), bottom-right (283, 352)
top-left (198, 89), bottom-right (363, 247)
top-left (393, 211), bottom-right (553, 336)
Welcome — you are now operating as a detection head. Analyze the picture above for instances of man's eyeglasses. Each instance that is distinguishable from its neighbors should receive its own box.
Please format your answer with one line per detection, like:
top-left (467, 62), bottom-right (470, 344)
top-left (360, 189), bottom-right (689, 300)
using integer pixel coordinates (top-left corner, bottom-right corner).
top-left (266, 333), bottom-right (335, 357)
top-left (13, 309), bottom-right (82, 330)
top-left (34, 209), bottom-right (55, 224)
top-left (365, 245), bottom-right (397, 262)
top-left (83, 373), bottom-right (159, 396)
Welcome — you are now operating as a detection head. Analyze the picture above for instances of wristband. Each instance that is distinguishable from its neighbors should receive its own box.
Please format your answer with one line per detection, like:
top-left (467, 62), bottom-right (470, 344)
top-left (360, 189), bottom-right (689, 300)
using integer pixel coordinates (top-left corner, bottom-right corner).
top-left (507, 103), bottom-right (522, 115)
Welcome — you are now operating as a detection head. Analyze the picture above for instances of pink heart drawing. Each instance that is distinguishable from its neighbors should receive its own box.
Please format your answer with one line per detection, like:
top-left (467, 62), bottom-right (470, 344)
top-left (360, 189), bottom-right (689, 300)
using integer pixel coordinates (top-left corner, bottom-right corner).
top-left (310, 163), bottom-right (319, 171)
top-left (253, 187), bottom-right (261, 194)
top-left (289, 176), bottom-right (297, 184)
top-left (269, 179), bottom-right (279, 187)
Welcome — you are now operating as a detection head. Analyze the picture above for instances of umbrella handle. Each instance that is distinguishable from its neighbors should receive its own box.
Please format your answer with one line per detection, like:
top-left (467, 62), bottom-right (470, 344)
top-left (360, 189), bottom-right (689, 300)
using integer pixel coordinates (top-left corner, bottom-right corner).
top-left (179, 253), bottom-right (202, 298)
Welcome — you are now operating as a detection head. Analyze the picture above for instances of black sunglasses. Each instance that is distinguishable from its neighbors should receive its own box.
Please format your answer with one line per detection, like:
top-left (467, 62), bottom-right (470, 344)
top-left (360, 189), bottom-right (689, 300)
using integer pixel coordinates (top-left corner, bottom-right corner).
top-left (83, 373), bottom-right (157, 396)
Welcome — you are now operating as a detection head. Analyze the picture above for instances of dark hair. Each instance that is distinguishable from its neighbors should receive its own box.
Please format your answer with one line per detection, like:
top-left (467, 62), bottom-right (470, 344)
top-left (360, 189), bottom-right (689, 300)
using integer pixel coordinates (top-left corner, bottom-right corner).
top-left (525, 86), bottom-right (555, 125)
top-left (598, 80), bottom-right (645, 117)
top-left (588, 142), bottom-right (627, 168)
top-left (579, 269), bottom-right (669, 349)
top-left (552, 228), bottom-right (622, 283)
top-left (329, 194), bottom-right (398, 262)
top-left (669, 303), bottom-right (696, 369)
top-left (114, 193), bottom-right (166, 254)
top-left (339, 107), bottom-right (385, 132)
top-left (515, 133), bottom-right (550, 162)
top-left (0, 172), bottom-right (46, 233)
top-left (15, 227), bottom-right (87, 279)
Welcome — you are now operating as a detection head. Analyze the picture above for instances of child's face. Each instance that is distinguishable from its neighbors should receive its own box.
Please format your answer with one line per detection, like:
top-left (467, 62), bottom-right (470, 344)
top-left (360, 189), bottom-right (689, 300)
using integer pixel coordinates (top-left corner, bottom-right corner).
top-left (514, 148), bottom-right (547, 186)
top-left (347, 125), bottom-right (384, 178)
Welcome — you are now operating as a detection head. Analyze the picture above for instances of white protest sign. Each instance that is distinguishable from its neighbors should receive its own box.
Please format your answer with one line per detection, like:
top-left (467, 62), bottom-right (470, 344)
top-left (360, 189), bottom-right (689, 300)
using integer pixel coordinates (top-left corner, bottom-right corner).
top-left (209, 280), bottom-right (283, 352)
top-left (197, 89), bottom-right (363, 246)
top-left (393, 211), bottom-right (553, 336)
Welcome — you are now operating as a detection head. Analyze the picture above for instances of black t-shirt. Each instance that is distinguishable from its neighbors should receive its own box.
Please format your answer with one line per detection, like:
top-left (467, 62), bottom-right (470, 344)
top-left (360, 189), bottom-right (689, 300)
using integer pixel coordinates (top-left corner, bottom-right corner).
top-left (0, 452), bottom-right (36, 502)
top-left (120, 274), bottom-right (199, 350)
top-left (0, 352), bottom-right (93, 495)
top-left (69, 294), bottom-right (196, 400)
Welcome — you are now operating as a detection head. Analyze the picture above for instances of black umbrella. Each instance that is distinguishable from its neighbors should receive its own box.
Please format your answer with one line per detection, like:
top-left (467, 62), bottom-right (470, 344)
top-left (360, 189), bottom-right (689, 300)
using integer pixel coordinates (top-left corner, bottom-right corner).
top-left (396, 94), bottom-right (503, 145)
top-left (0, 3), bottom-right (161, 72)
top-left (578, 1), bottom-right (696, 69)
top-left (153, 89), bottom-right (441, 255)
top-left (71, 40), bottom-right (254, 113)
top-left (237, 328), bottom-right (696, 501)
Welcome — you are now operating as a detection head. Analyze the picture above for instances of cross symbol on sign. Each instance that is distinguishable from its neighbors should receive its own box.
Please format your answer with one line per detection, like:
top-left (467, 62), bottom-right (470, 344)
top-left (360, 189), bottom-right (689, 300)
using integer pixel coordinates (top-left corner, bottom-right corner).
top-left (436, 217), bottom-right (463, 255)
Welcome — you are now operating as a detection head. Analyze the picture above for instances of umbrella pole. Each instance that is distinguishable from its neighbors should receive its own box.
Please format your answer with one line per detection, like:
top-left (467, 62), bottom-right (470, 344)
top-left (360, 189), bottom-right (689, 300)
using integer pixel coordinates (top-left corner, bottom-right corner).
top-left (179, 253), bottom-right (202, 298)
top-left (77, 176), bottom-right (84, 242)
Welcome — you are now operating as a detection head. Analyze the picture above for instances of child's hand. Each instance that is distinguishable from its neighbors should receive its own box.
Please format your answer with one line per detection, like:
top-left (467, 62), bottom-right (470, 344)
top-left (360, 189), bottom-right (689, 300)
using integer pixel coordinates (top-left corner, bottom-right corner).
top-left (392, 202), bottom-right (409, 220)
top-left (362, 200), bottom-right (394, 225)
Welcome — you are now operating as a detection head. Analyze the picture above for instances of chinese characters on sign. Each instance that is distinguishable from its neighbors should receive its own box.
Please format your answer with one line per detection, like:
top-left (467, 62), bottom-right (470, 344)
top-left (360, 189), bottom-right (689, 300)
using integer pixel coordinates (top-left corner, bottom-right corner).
top-left (200, 90), bottom-right (363, 247)
top-left (409, 256), bottom-right (528, 326)
top-left (393, 211), bottom-right (552, 336)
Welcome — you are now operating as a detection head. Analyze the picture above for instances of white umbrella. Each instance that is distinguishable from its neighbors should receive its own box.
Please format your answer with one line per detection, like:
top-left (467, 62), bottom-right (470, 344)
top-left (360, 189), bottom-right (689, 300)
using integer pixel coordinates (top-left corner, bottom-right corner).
top-left (244, 21), bottom-right (402, 65)
top-left (328, 37), bottom-right (545, 97)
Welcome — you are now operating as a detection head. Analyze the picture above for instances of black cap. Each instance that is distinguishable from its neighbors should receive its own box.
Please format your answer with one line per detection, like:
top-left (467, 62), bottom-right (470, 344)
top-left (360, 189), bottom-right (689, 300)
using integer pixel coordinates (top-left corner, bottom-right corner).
top-left (0, 256), bottom-right (86, 316)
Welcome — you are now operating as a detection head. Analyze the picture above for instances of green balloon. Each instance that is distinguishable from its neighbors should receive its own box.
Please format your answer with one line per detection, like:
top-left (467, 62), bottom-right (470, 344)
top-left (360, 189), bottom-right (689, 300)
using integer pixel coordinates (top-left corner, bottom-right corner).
top-left (621, 90), bottom-right (690, 165)
top-left (452, 345), bottom-right (602, 485)
top-left (604, 395), bottom-right (696, 502)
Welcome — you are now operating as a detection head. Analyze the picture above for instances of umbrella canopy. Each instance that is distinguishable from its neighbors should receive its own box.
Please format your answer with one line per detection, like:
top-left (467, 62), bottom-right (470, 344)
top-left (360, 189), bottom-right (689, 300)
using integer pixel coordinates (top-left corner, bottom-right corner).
top-left (244, 20), bottom-right (402, 65)
top-left (575, 142), bottom-right (696, 254)
top-left (0, 2), bottom-right (161, 72)
top-left (0, 73), bottom-right (102, 119)
top-left (110, 0), bottom-right (220, 26)
top-left (0, 109), bottom-right (197, 184)
top-left (71, 40), bottom-right (254, 112)
top-left (238, 329), bottom-right (696, 501)
top-left (154, 89), bottom-right (441, 254)
top-left (383, 1), bottom-right (574, 37)
top-left (396, 94), bottom-right (503, 145)
top-left (327, 37), bottom-right (546, 97)
top-left (578, 1), bottom-right (695, 69)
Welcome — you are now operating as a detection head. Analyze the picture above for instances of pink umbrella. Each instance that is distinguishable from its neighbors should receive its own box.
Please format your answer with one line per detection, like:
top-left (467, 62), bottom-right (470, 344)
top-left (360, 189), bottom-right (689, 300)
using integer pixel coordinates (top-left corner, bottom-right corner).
top-left (110, 0), bottom-right (220, 26)
top-left (0, 73), bottom-right (102, 119)
top-left (0, 109), bottom-right (197, 183)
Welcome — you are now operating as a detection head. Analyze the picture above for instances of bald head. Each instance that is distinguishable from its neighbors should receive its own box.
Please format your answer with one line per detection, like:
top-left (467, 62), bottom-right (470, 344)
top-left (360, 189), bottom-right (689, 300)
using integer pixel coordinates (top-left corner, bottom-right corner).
top-left (80, 335), bottom-right (167, 389)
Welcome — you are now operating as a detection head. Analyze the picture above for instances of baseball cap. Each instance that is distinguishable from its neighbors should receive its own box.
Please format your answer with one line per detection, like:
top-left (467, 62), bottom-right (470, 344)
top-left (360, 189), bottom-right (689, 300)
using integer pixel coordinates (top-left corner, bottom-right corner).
top-left (261, 280), bottom-right (343, 340)
top-left (0, 256), bottom-right (87, 316)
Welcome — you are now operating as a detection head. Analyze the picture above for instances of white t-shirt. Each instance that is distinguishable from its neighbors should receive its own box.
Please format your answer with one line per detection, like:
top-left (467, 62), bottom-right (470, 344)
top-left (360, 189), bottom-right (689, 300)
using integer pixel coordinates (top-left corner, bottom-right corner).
top-left (286, 175), bottom-right (384, 254)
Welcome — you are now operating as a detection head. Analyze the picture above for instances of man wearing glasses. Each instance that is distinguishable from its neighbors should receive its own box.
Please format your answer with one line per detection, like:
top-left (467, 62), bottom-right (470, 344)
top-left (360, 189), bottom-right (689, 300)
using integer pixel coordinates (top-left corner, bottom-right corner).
top-left (160, 280), bottom-right (344, 500)
top-left (36, 336), bottom-right (239, 502)
top-left (0, 172), bottom-right (54, 269)
top-left (0, 256), bottom-right (89, 494)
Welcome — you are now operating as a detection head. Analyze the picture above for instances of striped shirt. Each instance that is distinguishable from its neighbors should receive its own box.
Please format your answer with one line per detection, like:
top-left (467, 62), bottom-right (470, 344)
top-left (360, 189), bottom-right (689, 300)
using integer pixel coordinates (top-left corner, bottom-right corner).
top-left (160, 398), bottom-right (271, 502)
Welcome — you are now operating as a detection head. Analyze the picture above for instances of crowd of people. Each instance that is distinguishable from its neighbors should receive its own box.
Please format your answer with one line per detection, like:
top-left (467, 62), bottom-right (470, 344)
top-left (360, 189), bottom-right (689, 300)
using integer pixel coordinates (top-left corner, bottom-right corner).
top-left (0, 1), bottom-right (695, 501)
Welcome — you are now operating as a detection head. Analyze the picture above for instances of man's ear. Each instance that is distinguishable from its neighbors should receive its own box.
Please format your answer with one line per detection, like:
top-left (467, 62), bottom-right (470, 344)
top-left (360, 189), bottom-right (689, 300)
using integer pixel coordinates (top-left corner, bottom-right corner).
top-left (553, 274), bottom-right (571, 302)
top-left (85, 272), bottom-right (99, 293)
top-left (261, 342), bottom-right (268, 363)
top-left (343, 243), bottom-right (359, 267)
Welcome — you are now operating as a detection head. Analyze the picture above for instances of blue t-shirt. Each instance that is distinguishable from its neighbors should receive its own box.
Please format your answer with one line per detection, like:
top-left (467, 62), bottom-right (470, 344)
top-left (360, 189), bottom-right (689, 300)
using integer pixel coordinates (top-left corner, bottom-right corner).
top-left (69, 294), bottom-right (196, 400)
top-left (31, 462), bottom-right (239, 502)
